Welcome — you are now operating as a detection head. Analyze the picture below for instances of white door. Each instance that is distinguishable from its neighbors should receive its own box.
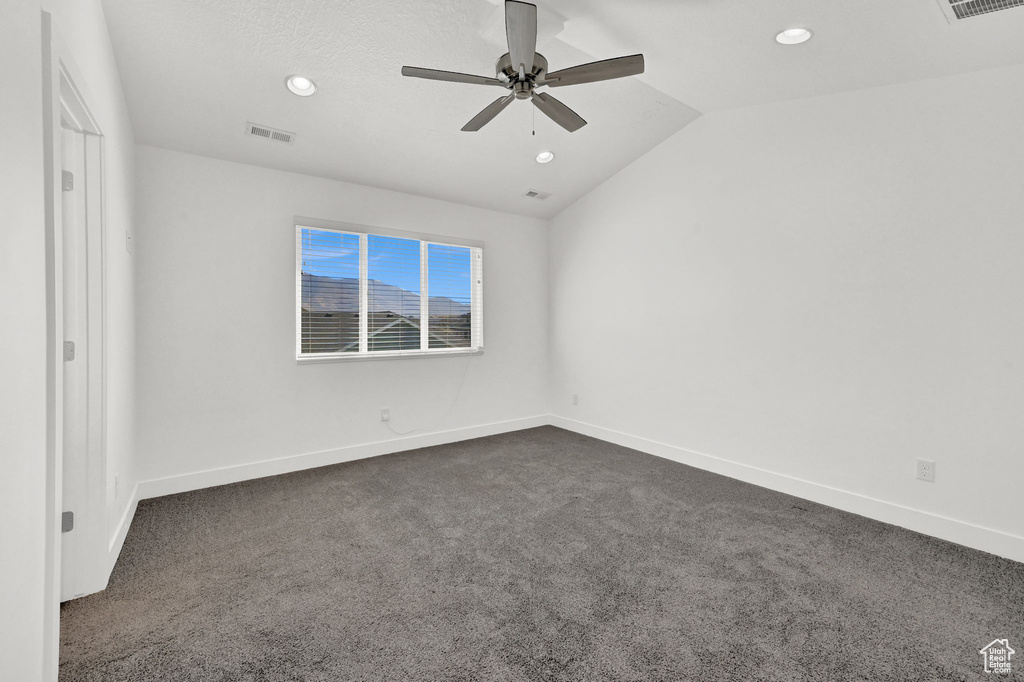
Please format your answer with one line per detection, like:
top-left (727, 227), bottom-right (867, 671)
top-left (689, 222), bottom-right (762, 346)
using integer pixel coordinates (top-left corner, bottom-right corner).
top-left (60, 123), bottom-right (106, 600)
top-left (61, 126), bottom-right (89, 600)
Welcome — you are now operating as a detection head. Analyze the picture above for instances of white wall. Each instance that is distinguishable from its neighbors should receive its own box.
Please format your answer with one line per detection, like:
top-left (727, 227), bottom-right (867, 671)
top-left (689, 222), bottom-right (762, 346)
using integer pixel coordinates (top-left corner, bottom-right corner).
top-left (135, 145), bottom-right (548, 488)
top-left (0, 7), bottom-right (49, 680)
top-left (548, 64), bottom-right (1024, 561)
top-left (51, 0), bottom-right (138, 576)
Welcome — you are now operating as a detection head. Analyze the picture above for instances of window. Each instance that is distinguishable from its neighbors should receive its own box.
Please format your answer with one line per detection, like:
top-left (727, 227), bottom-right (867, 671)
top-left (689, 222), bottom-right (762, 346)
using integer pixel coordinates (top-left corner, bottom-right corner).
top-left (296, 222), bottom-right (483, 360)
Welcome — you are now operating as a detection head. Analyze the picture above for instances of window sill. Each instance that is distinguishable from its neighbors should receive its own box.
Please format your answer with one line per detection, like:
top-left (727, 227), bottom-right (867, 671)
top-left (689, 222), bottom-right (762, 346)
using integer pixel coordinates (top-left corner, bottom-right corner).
top-left (296, 348), bottom-right (484, 364)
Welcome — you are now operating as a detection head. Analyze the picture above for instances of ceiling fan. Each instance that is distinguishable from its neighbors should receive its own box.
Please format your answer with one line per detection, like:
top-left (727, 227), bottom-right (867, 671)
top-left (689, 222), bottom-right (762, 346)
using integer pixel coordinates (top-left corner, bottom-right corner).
top-left (401, 0), bottom-right (645, 133)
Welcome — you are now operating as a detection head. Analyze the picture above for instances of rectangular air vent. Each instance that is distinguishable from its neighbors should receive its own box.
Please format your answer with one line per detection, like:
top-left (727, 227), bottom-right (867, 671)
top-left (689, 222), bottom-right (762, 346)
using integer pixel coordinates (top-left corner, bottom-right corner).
top-left (245, 122), bottom-right (295, 144)
top-left (937, 0), bottom-right (1024, 21)
top-left (523, 189), bottom-right (552, 200)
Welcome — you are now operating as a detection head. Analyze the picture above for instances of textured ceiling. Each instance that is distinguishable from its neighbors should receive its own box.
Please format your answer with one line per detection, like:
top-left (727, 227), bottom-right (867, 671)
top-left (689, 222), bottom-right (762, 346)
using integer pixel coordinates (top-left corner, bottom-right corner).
top-left (99, 0), bottom-right (1024, 219)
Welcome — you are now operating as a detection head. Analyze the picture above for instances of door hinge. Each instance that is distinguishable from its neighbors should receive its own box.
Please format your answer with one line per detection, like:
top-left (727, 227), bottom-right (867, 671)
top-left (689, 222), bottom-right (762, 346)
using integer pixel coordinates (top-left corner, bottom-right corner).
top-left (62, 170), bottom-right (74, 192)
top-left (61, 511), bottom-right (74, 533)
top-left (64, 341), bottom-right (76, 362)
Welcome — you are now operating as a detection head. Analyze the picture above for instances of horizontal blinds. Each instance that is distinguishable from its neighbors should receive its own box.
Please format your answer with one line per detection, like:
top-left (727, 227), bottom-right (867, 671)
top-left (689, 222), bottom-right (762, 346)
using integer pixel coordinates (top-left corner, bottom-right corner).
top-left (367, 235), bottom-right (421, 352)
top-left (299, 228), bottom-right (360, 354)
top-left (427, 243), bottom-right (472, 349)
top-left (294, 217), bottom-right (483, 250)
top-left (297, 226), bottom-right (482, 357)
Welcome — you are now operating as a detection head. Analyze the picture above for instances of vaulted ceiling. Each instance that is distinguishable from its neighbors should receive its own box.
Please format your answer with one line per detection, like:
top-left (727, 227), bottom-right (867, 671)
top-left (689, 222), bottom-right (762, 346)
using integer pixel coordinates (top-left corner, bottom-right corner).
top-left (100, 0), bottom-right (1024, 218)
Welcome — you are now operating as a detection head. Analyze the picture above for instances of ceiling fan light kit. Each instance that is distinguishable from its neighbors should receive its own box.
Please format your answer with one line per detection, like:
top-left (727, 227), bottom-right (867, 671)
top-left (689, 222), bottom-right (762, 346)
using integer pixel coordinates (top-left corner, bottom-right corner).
top-left (401, 0), bottom-right (645, 133)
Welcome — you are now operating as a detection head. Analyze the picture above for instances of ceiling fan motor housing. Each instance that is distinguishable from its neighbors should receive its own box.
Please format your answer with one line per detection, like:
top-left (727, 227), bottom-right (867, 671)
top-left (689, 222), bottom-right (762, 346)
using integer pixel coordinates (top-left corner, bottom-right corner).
top-left (496, 52), bottom-right (547, 98)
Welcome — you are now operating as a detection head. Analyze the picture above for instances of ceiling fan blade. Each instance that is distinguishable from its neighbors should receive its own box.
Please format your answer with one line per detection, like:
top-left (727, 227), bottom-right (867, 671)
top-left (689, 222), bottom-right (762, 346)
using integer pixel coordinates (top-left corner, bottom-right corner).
top-left (531, 92), bottom-right (587, 133)
top-left (544, 54), bottom-right (645, 88)
top-left (462, 94), bottom-right (517, 132)
top-left (401, 66), bottom-right (505, 87)
top-left (505, 1), bottom-right (537, 80)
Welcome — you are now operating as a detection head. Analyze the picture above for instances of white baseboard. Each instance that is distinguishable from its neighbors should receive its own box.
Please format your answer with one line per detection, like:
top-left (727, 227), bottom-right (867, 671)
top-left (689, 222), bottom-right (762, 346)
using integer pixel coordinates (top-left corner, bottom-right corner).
top-left (550, 415), bottom-right (1024, 564)
top-left (108, 482), bottom-right (138, 574)
top-left (137, 415), bottom-right (549, 501)
top-left (124, 413), bottom-right (1023, 568)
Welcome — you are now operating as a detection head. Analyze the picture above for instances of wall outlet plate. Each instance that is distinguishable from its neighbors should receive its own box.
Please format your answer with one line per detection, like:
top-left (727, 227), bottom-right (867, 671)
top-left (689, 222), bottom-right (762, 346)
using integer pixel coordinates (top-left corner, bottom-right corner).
top-left (381, 408), bottom-right (390, 422)
top-left (572, 394), bottom-right (579, 406)
top-left (916, 458), bottom-right (936, 482)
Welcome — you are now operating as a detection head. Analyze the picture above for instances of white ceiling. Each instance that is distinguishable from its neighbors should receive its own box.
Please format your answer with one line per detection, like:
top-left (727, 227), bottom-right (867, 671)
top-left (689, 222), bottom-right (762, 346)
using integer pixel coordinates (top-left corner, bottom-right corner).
top-left (100, 0), bottom-right (1024, 219)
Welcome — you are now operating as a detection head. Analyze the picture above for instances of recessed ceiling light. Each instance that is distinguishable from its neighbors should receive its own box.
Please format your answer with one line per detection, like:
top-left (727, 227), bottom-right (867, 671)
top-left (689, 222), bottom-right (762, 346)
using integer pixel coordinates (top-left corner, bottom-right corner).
top-left (775, 28), bottom-right (813, 45)
top-left (285, 74), bottom-right (317, 96)
top-left (536, 151), bottom-right (555, 164)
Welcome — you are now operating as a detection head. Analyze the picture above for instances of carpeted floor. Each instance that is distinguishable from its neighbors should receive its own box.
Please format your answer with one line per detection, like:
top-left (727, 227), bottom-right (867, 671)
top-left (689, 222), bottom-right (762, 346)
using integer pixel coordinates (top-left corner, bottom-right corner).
top-left (60, 426), bottom-right (1023, 681)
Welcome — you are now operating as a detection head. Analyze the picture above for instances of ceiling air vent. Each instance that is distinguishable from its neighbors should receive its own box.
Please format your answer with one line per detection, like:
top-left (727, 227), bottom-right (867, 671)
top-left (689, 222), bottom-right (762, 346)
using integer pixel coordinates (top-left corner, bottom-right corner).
top-left (245, 122), bottom-right (295, 144)
top-left (523, 189), bottom-right (552, 200)
top-left (937, 0), bottom-right (1024, 22)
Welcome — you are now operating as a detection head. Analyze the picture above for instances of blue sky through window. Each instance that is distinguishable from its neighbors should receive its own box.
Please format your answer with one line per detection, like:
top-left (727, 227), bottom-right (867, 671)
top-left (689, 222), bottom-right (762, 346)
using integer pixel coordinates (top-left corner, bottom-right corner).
top-left (300, 228), bottom-right (358, 280)
top-left (301, 229), bottom-right (471, 301)
top-left (428, 243), bottom-right (471, 304)
top-left (368, 234), bottom-right (420, 294)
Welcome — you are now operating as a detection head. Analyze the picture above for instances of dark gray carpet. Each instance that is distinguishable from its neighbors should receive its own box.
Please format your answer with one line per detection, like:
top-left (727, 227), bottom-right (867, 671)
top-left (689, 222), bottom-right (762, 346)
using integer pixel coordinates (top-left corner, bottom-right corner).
top-left (60, 426), bottom-right (1023, 681)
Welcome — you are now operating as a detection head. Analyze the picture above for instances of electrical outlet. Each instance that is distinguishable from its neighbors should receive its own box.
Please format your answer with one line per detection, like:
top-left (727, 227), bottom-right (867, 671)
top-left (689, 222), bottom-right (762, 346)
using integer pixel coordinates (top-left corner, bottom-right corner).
top-left (916, 458), bottom-right (936, 482)
top-left (381, 408), bottom-right (390, 422)
top-left (572, 393), bottom-right (578, 406)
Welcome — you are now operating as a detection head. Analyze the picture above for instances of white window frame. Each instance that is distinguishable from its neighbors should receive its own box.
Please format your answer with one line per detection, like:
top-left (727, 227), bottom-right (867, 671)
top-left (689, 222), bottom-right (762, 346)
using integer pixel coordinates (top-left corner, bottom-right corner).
top-left (295, 217), bottom-right (483, 362)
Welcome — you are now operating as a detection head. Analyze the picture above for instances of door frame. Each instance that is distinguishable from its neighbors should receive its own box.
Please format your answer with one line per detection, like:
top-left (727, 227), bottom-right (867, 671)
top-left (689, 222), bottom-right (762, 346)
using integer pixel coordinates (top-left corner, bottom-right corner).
top-left (59, 61), bottom-right (108, 601)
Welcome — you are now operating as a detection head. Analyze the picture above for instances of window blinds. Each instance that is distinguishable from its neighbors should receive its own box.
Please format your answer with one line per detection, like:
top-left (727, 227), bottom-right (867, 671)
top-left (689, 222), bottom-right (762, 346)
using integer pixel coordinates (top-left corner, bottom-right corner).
top-left (367, 235), bottom-right (422, 353)
top-left (427, 243), bottom-right (474, 349)
top-left (297, 225), bottom-right (482, 359)
top-left (299, 229), bottom-right (360, 354)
